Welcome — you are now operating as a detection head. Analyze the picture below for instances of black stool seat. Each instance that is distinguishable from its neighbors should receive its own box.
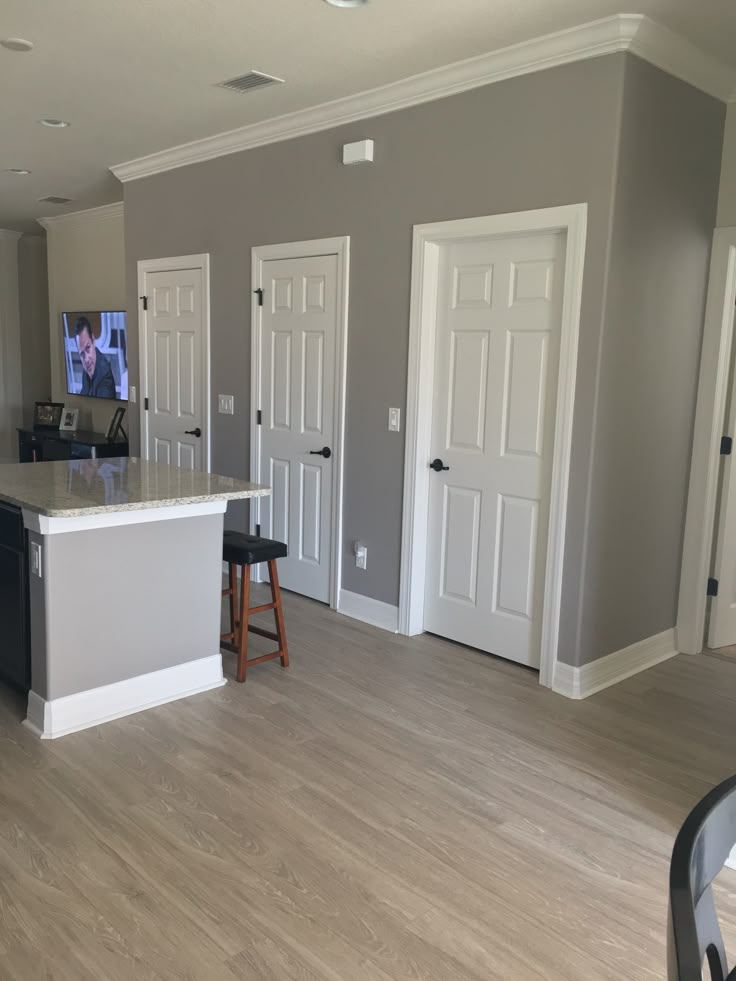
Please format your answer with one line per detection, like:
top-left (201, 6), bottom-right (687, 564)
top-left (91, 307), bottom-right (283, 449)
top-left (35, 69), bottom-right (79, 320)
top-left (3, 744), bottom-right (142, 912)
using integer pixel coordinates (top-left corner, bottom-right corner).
top-left (223, 530), bottom-right (288, 566)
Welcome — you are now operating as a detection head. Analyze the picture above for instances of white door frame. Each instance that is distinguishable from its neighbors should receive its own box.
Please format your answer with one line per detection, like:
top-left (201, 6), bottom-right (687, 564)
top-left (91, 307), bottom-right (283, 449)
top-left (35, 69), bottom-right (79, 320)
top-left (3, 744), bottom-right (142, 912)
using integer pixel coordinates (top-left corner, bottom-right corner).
top-left (137, 253), bottom-right (212, 472)
top-left (250, 237), bottom-right (350, 610)
top-left (398, 204), bottom-right (588, 689)
top-left (677, 228), bottom-right (736, 655)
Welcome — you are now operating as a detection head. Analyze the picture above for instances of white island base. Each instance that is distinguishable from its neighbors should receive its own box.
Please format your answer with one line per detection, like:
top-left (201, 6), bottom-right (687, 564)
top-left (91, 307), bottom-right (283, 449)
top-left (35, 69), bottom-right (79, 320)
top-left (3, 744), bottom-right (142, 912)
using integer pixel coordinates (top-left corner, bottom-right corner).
top-left (0, 458), bottom-right (268, 738)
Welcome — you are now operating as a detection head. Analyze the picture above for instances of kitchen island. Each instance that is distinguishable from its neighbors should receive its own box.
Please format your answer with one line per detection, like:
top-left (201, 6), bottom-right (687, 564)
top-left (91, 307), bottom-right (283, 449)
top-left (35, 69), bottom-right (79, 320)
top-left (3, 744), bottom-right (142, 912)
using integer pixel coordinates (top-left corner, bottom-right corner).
top-left (0, 457), bottom-right (268, 738)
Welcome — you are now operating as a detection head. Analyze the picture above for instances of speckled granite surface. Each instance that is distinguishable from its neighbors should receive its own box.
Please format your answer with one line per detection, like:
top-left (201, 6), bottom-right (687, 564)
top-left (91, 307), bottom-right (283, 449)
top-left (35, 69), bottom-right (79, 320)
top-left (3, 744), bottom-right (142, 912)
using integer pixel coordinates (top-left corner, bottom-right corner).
top-left (0, 457), bottom-right (269, 517)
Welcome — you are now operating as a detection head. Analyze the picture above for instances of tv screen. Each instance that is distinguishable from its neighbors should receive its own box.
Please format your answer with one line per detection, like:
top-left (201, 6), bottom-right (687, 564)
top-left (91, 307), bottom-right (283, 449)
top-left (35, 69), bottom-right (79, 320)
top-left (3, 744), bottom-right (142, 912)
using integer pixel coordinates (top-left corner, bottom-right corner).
top-left (62, 310), bottom-right (128, 401)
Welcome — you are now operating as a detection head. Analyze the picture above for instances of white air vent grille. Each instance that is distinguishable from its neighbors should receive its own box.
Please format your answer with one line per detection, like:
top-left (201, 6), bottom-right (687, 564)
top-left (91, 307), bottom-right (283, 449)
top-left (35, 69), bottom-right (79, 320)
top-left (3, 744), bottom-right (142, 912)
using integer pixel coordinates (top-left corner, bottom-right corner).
top-left (37, 195), bottom-right (72, 204)
top-left (216, 71), bottom-right (283, 95)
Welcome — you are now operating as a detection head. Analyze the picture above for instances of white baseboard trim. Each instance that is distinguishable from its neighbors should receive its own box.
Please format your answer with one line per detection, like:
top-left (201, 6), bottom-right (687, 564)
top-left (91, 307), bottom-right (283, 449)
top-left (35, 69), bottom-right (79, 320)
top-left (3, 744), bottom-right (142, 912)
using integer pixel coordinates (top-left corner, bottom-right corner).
top-left (23, 654), bottom-right (226, 739)
top-left (552, 628), bottom-right (677, 699)
top-left (337, 588), bottom-right (399, 633)
top-left (726, 846), bottom-right (736, 872)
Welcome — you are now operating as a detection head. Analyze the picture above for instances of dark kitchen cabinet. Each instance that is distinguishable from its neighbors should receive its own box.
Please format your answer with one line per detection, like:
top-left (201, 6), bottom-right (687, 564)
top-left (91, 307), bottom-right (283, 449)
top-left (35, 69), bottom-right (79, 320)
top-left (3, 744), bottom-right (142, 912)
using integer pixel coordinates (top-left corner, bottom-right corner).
top-left (0, 503), bottom-right (31, 691)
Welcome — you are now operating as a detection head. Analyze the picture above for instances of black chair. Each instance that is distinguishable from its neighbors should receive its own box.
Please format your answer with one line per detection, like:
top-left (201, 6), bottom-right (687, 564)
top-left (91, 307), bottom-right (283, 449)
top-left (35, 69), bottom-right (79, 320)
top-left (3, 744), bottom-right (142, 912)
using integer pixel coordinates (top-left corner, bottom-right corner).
top-left (220, 531), bottom-right (289, 683)
top-left (668, 774), bottom-right (736, 980)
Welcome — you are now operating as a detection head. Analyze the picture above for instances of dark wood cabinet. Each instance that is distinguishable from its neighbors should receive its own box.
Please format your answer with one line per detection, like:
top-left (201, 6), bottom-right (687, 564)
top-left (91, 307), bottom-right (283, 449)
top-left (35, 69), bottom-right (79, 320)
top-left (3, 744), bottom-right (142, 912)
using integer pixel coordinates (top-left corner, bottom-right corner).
top-left (18, 428), bottom-right (129, 462)
top-left (0, 503), bottom-right (30, 692)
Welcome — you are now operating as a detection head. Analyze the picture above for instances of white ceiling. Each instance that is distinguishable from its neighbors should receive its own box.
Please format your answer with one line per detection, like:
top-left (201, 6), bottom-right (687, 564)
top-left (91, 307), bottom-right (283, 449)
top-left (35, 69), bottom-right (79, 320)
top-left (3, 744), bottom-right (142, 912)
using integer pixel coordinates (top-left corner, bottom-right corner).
top-left (1, 0), bottom-right (734, 233)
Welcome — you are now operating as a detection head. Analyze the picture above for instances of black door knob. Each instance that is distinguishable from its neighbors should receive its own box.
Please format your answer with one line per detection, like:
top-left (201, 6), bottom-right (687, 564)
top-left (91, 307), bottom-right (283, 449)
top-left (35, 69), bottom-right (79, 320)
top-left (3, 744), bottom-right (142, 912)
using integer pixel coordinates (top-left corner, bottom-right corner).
top-left (430, 458), bottom-right (449, 472)
top-left (185, 428), bottom-right (202, 438)
top-left (309, 446), bottom-right (332, 459)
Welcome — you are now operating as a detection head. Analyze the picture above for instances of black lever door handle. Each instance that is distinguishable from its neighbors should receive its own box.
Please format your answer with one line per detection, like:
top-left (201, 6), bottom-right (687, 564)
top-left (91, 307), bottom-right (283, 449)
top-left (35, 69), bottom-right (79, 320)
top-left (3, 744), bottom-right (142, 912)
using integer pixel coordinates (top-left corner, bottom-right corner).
top-left (309, 446), bottom-right (332, 459)
top-left (185, 428), bottom-right (202, 438)
top-left (430, 458), bottom-right (449, 472)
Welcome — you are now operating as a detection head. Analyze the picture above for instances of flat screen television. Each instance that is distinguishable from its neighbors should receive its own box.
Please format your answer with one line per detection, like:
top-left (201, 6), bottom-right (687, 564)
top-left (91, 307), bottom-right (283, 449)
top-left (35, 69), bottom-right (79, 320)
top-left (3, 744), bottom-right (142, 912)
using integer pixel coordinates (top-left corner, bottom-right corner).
top-left (62, 311), bottom-right (128, 401)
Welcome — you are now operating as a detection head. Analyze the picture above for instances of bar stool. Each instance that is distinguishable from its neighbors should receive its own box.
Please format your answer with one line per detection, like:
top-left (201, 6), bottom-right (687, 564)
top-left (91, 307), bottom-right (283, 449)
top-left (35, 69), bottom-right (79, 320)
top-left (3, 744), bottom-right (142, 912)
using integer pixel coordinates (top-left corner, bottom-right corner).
top-left (221, 531), bottom-right (289, 682)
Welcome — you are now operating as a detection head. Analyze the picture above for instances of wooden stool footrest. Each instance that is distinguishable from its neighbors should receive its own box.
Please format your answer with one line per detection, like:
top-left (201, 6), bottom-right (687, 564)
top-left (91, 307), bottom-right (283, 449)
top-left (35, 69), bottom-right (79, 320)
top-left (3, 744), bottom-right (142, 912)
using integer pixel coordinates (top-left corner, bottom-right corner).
top-left (245, 651), bottom-right (284, 668)
top-left (248, 601), bottom-right (277, 615)
top-left (247, 624), bottom-right (279, 642)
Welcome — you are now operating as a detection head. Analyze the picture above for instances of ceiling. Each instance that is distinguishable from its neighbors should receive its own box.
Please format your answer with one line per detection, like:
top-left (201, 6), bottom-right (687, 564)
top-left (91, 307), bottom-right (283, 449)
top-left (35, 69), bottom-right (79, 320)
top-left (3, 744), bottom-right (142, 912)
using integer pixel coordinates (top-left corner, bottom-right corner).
top-left (1, 0), bottom-right (734, 233)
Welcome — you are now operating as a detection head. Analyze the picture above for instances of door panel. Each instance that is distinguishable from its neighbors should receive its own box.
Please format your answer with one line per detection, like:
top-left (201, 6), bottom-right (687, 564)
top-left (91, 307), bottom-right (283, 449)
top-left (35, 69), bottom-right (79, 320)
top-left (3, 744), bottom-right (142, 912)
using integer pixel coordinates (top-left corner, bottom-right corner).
top-left (143, 264), bottom-right (207, 473)
top-left (440, 485), bottom-right (481, 604)
top-left (423, 232), bottom-right (565, 667)
top-left (258, 254), bottom-right (339, 602)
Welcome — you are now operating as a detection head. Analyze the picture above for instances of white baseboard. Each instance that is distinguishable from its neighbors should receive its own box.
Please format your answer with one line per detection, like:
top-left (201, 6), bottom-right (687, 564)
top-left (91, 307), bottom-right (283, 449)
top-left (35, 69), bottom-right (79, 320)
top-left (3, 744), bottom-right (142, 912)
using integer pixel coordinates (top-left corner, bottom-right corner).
top-left (552, 628), bottom-right (677, 699)
top-left (337, 588), bottom-right (399, 633)
top-left (23, 654), bottom-right (226, 739)
top-left (726, 846), bottom-right (736, 872)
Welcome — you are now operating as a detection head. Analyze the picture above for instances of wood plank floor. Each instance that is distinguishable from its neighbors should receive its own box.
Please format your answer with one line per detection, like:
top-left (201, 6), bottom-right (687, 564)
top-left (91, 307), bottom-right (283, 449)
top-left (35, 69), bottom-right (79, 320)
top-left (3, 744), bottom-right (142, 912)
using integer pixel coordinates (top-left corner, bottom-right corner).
top-left (1, 588), bottom-right (736, 980)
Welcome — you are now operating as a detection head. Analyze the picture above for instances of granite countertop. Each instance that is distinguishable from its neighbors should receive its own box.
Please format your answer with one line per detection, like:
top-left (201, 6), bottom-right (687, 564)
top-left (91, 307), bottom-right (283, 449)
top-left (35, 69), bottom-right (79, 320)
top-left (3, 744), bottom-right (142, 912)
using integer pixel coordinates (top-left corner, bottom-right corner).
top-left (0, 457), bottom-right (269, 517)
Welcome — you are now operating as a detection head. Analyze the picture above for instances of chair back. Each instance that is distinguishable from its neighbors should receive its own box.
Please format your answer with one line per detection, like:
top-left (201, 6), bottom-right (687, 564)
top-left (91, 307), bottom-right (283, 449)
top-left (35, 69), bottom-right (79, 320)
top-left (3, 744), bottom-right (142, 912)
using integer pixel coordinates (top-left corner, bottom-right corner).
top-left (668, 775), bottom-right (736, 980)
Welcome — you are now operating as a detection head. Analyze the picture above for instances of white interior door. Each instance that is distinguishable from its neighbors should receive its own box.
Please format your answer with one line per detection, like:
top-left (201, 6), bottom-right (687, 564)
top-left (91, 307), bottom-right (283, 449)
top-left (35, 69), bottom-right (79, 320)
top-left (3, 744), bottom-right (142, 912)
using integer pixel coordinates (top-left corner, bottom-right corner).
top-left (423, 232), bottom-right (565, 667)
top-left (708, 351), bottom-right (736, 648)
top-left (140, 260), bottom-right (209, 472)
top-left (257, 254), bottom-right (338, 602)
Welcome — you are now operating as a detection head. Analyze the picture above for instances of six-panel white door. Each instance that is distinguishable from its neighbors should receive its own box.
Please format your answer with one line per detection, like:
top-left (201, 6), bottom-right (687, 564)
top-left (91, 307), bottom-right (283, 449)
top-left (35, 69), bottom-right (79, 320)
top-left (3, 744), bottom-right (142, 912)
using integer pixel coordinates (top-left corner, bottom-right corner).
top-left (423, 232), bottom-right (565, 667)
top-left (143, 266), bottom-right (207, 472)
top-left (257, 254), bottom-right (338, 603)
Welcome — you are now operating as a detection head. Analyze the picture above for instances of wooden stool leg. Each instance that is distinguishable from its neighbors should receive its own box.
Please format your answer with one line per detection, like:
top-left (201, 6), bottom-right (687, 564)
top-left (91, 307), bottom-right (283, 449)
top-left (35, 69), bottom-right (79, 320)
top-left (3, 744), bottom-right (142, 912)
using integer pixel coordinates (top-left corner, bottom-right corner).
top-left (268, 559), bottom-right (289, 668)
top-left (228, 561), bottom-right (238, 643)
top-left (236, 565), bottom-right (250, 683)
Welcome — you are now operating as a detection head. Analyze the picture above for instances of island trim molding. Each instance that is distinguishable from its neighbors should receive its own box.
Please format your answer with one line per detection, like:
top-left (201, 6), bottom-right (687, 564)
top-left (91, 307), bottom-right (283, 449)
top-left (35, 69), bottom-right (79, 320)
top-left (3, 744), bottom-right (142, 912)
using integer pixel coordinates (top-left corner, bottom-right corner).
top-left (21, 499), bottom-right (229, 535)
top-left (24, 653), bottom-right (226, 739)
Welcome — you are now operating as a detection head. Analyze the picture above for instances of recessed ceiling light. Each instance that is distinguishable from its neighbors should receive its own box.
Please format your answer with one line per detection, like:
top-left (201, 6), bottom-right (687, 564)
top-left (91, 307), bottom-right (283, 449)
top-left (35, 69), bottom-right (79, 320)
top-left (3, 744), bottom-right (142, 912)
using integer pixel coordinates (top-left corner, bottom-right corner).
top-left (323, 0), bottom-right (368, 7)
top-left (1, 37), bottom-right (34, 52)
top-left (38, 118), bottom-right (70, 128)
top-left (3, 168), bottom-right (31, 175)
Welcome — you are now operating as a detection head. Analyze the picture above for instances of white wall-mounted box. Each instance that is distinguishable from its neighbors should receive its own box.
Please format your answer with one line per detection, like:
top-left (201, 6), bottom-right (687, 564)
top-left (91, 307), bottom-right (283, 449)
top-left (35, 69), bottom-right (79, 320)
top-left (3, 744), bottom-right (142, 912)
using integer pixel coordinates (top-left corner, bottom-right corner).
top-left (343, 139), bottom-right (374, 165)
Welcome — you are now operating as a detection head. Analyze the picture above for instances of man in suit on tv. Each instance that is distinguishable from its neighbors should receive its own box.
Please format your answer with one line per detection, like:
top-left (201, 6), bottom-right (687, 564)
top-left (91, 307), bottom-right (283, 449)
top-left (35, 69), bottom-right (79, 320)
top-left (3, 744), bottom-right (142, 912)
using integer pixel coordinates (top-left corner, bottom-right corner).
top-left (75, 316), bottom-right (116, 399)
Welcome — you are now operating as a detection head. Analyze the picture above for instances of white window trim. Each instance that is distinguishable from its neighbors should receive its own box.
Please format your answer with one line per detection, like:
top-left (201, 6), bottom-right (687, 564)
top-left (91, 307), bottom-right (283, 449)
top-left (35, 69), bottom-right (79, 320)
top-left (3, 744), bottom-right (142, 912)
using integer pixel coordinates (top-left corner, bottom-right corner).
top-left (250, 237), bottom-right (350, 611)
top-left (398, 204), bottom-right (588, 689)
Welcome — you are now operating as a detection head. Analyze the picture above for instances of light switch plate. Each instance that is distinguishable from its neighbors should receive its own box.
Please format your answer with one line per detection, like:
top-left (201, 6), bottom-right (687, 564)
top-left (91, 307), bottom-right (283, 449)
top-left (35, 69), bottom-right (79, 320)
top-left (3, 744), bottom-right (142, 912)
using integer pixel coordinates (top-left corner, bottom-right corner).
top-left (354, 543), bottom-right (367, 570)
top-left (129, 385), bottom-right (137, 404)
top-left (388, 407), bottom-right (401, 432)
top-left (218, 394), bottom-right (234, 415)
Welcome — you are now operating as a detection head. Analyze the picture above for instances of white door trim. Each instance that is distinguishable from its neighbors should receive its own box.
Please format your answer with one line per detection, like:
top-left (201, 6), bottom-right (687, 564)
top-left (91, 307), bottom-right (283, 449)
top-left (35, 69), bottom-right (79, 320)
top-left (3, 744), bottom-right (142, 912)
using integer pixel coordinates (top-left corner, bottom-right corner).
top-left (137, 254), bottom-right (212, 472)
top-left (250, 237), bottom-right (350, 610)
top-left (398, 204), bottom-right (588, 689)
top-left (677, 228), bottom-right (736, 655)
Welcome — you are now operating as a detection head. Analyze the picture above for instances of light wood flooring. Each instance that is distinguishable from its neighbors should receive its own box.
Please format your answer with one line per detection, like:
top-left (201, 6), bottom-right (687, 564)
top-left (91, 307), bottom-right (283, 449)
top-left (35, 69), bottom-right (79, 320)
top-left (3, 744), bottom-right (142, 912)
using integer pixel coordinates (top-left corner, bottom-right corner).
top-left (1, 588), bottom-right (736, 980)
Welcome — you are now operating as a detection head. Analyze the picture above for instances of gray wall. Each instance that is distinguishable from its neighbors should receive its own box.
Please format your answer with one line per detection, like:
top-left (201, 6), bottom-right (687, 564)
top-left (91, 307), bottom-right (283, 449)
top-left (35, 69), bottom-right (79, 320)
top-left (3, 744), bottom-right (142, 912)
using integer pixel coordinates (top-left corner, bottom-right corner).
top-left (30, 513), bottom-right (223, 700)
top-left (577, 58), bottom-right (724, 664)
top-left (717, 102), bottom-right (736, 226)
top-left (122, 51), bottom-right (724, 667)
top-left (124, 55), bottom-right (624, 637)
top-left (18, 234), bottom-right (51, 409)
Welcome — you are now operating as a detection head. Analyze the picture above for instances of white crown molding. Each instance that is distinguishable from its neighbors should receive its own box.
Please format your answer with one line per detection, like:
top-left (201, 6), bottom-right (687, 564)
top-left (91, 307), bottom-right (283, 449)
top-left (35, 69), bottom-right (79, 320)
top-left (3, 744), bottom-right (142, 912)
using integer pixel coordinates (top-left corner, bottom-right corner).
top-left (37, 200), bottom-right (124, 231)
top-left (628, 17), bottom-right (736, 103)
top-left (110, 14), bottom-right (736, 184)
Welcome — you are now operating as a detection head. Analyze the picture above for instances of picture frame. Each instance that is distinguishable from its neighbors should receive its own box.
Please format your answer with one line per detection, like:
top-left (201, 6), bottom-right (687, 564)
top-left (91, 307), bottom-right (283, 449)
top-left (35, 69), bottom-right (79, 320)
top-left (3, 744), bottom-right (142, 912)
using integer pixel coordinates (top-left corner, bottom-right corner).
top-left (58, 408), bottom-right (79, 432)
top-left (33, 401), bottom-right (65, 430)
top-left (106, 406), bottom-right (127, 443)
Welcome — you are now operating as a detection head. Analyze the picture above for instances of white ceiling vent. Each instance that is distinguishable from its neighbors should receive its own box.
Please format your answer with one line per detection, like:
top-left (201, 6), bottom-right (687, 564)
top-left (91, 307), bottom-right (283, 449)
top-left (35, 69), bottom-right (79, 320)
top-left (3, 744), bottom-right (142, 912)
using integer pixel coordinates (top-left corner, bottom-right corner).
top-left (216, 71), bottom-right (283, 95)
top-left (38, 195), bottom-right (73, 204)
